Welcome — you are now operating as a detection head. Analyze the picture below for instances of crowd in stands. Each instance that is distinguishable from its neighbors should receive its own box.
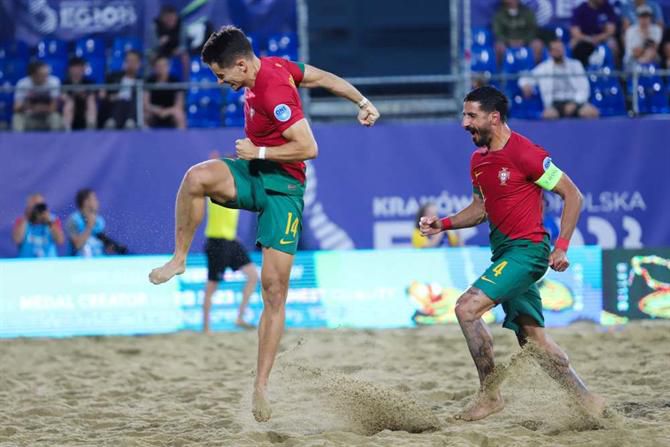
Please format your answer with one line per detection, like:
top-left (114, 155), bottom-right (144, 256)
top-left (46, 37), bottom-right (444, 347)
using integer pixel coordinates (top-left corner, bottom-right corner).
top-left (0, 4), bottom-right (298, 131)
top-left (473, 0), bottom-right (670, 118)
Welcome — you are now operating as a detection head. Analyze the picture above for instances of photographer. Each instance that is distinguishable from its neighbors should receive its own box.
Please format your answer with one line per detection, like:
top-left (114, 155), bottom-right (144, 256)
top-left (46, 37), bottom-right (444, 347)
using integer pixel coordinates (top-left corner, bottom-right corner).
top-left (12, 193), bottom-right (64, 258)
top-left (66, 188), bottom-right (128, 257)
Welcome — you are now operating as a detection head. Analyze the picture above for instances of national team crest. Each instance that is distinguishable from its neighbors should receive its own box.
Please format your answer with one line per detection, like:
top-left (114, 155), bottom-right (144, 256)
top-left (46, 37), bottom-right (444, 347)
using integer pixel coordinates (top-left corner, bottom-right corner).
top-left (498, 167), bottom-right (510, 185)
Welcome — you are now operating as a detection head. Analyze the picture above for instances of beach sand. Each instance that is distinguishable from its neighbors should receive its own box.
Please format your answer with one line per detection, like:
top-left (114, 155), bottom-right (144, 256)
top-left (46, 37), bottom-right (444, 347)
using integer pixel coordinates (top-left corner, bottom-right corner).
top-left (1, 321), bottom-right (669, 446)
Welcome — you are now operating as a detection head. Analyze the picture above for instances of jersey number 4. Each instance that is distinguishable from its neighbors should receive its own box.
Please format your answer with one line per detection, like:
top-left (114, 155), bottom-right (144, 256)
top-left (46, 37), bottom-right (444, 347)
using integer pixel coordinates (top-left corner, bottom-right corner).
top-left (493, 260), bottom-right (508, 277)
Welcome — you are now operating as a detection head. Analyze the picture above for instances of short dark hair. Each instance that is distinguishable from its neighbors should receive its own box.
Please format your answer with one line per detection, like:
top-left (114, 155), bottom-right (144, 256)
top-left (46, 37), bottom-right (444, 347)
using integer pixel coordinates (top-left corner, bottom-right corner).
top-left (68, 56), bottom-right (86, 67)
top-left (201, 25), bottom-right (253, 68)
top-left (125, 49), bottom-right (142, 60)
top-left (28, 60), bottom-right (47, 76)
top-left (76, 188), bottom-right (94, 209)
top-left (464, 86), bottom-right (509, 122)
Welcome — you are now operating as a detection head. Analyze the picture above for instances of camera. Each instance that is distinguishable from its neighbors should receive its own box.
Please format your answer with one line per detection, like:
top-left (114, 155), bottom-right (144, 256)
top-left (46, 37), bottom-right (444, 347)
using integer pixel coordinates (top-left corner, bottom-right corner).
top-left (29, 203), bottom-right (49, 224)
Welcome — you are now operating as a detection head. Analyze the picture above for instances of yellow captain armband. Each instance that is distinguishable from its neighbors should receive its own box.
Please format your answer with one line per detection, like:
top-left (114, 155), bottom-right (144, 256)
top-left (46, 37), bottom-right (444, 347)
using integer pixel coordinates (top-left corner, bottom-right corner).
top-left (534, 158), bottom-right (563, 191)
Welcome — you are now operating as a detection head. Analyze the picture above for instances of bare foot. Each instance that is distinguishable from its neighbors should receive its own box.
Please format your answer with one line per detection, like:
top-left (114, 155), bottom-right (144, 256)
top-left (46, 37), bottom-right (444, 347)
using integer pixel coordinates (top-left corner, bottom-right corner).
top-left (456, 391), bottom-right (505, 421)
top-left (582, 393), bottom-right (607, 417)
top-left (148, 258), bottom-right (185, 285)
top-left (252, 386), bottom-right (272, 422)
top-left (236, 319), bottom-right (256, 330)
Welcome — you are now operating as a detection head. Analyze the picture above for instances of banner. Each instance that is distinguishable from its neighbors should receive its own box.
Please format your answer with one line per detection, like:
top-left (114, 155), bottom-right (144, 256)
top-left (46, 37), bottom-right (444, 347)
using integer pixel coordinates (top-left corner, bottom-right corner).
top-left (602, 248), bottom-right (670, 323)
top-left (1, 119), bottom-right (668, 258)
top-left (0, 0), bottom-right (295, 46)
top-left (0, 246), bottom-right (603, 337)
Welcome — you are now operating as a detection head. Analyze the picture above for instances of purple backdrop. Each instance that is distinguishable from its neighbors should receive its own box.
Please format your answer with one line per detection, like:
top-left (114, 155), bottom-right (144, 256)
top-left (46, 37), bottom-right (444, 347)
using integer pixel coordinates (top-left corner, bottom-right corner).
top-left (1, 118), bottom-right (669, 258)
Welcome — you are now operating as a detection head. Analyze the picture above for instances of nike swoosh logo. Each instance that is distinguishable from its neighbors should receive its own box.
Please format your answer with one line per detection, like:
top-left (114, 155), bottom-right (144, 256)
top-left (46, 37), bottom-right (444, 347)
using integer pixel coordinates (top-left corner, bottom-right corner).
top-left (279, 239), bottom-right (295, 245)
top-left (480, 275), bottom-right (496, 284)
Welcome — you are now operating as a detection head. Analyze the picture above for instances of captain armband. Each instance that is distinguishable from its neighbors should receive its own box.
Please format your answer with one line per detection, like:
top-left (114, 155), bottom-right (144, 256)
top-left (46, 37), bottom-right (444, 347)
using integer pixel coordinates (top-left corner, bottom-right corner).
top-left (534, 159), bottom-right (563, 191)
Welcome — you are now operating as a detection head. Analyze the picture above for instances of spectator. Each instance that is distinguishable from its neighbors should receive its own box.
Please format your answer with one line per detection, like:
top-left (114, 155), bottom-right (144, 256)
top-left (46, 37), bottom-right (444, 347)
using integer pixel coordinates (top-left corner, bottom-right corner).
top-left (100, 50), bottom-right (141, 129)
top-left (412, 203), bottom-right (460, 248)
top-left (62, 57), bottom-right (97, 131)
top-left (66, 188), bottom-right (106, 257)
top-left (661, 27), bottom-right (670, 69)
top-left (12, 193), bottom-right (64, 258)
top-left (144, 55), bottom-right (186, 129)
top-left (12, 61), bottom-right (62, 131)
top-left (151, 4), bottom-right (189, 80)
top-left (570, 0), bottom-right (619, 68)
top-left (492, 0), bottom-right (544, 65)
top-left (624, 5), bottom-right (662, 68)
top-left (621, 0), bottom-right (664, 31)
top-left (519, 38), bottom-right (600, 119)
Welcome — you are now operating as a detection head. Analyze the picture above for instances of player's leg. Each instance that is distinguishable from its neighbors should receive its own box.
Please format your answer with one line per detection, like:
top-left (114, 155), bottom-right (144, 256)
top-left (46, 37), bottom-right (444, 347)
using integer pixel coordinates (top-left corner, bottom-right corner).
top-left (454, 286), bottom-right (504, 421)
top-left (149, 160), bottom-right (237, 284)
top-left (237, 262), bottom-right (258, 327)
top-left (202, 279), bottom-right (218, 334)
top-left (252, 247), bottom-right (293, 422)
top-left (516, 315), bottom-right (606, 416)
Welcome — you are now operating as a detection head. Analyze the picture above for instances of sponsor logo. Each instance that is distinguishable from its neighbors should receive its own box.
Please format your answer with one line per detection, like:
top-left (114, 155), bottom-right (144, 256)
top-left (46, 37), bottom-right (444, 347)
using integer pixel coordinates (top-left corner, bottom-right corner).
top-left (498, 167), bottom-right (510, 185)
top-left (543, 157), bottom-right (552, 171)
top-left (279, 238), bottom-right (295, 245)
top-left (274, 104), bottom-right (291, 122)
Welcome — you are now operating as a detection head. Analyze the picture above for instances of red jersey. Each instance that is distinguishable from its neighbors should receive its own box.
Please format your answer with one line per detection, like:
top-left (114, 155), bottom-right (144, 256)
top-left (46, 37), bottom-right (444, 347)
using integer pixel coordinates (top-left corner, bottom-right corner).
top-left (244, 57), bottom-right (306, 184)
top-left (471, 132), bottom-right (551, 250)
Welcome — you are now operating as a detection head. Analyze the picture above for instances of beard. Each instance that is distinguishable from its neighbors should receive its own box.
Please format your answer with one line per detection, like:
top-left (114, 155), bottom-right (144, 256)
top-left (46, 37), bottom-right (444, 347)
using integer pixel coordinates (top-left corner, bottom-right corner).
top-left (468, 126), bottom-right (492, 147)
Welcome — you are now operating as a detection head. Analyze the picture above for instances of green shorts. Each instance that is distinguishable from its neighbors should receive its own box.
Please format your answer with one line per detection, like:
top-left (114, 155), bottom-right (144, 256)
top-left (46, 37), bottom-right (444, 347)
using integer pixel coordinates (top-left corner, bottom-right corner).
top-left (473, 239), bottom-right (550, 335)
top-left (219, 158), bottom-right (304, 255)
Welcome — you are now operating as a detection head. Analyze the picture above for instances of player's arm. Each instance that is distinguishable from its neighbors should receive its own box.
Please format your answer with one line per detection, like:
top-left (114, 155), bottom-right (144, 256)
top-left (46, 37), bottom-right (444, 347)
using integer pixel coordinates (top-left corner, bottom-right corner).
top-left (300, 64), bottom-right (380, 127)
top-left (419, 193), bottom-right (486, 236)
top-left (235, 118), bottom-right (318, 162)
top-left (548, 172), bottom-right (583, 271)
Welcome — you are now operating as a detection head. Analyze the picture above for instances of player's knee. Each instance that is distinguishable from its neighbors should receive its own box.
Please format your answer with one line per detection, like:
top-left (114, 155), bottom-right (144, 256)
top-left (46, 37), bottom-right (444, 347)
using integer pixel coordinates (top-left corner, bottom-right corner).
top-left (184, 164), bottom-right (208, 194)
top-left (261, 276), bottom-right (287, 311)
top-left (454, 297), bottom-right (476, 323)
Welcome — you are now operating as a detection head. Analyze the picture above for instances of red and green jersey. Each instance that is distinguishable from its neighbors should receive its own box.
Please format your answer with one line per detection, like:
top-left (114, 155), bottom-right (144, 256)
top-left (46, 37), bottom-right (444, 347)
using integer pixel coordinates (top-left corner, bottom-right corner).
top-left (244, 57), bottom-right (306, 187)
top-left (471, 131), bottom-right (557, 253)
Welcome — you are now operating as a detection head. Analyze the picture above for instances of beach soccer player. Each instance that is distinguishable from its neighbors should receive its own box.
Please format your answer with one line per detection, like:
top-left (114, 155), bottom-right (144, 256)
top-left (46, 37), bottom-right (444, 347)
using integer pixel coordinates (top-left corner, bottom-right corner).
top-left (420, 86), bottom-right (605, 421)
top-left (148, 26), bottom-right (380, 422)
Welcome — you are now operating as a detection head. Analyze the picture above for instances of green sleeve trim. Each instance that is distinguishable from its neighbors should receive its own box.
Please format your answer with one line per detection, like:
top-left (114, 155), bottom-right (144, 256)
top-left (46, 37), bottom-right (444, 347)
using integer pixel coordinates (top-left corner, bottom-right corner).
top-left (473, 185), bottom-right (483, 198)
top-left (535, 161), bottom-right (563, 190)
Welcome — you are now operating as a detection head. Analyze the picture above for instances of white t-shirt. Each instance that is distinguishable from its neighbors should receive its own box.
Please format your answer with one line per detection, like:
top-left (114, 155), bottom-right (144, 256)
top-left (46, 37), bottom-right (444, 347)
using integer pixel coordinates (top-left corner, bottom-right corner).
top-left (14, 75), bottom-right (61, 104)
top-left (624, 24), bottom-right (662, 64)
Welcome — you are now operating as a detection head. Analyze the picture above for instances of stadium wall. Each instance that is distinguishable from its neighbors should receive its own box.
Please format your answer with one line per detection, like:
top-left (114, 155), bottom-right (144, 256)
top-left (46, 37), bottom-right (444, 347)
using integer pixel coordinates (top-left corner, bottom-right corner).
top-left (1, 119), bottom-right (668, 258)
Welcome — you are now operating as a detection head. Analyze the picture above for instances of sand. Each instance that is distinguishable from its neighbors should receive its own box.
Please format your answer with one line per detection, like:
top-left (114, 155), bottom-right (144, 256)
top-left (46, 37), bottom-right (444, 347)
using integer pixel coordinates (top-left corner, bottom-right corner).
top-left (1, 321), bottom-right (669, 447)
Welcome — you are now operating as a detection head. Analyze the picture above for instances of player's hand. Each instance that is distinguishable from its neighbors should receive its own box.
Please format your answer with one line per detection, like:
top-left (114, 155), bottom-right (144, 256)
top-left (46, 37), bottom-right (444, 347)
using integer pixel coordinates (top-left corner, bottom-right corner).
top-left (358, 102), bottom-right (380, 127)
top-left (419, 216), bottom-right (443, 236)
top-left (235, 138), bottom-right (258, 160)
top-left (549, 248), bottom-right (569, 272)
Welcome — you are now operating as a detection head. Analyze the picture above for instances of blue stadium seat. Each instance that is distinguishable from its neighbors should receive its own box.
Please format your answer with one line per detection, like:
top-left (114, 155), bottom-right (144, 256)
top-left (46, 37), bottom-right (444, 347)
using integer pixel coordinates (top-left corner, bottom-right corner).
top-left (108, 36), bottom-right (142, 73)
top-left (0, 67), bottom-right (13, 126)
top-left (74, 37), bottom-right (106, 59)
top-left (85, 57), bottom-right (106, 83)
top-left (591, 74), bottom-right (626, 116)
top-left (169, 55), bottom-right (183, 81)
top-left (267, 32), bottom-right (298, 60)
top-left (472, 27), bottom-right (494, 48)
top-left (502, 46), bottom-right (533, 74)
top-left (246, 33), bottom-right (264, 56)
top-left (3, 58), bottom-right (27, 84)
top-left (634, 64), bottom-right (670, 114)
top-left (0, 40), bottom-right (29, 60)
top-left (587, 44), bottom-right (614, 70)
top-left (37, 38), bottom-right (68, 59)
top-left (224, 88), bottom-right (245, 127)
top-left (508, 85), bottom-right (543, 120)
top-left (44, 58), bottom-right (67, 81)
top-left (471, 45), bottom-right (497, 75)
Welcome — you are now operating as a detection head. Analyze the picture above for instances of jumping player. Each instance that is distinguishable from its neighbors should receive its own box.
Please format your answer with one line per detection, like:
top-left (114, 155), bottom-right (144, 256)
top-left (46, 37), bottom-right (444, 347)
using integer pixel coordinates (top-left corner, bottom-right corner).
top-left (148, 26), bottom-right (380, 422)
top-left (420, 86), bottom-right (604, 421)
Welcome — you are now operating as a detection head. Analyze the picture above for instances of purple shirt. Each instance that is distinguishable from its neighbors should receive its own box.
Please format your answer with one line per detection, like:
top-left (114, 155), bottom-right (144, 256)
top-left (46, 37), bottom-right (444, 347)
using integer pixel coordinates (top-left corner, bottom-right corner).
top-left (571, 1), bottom-right (618, 36)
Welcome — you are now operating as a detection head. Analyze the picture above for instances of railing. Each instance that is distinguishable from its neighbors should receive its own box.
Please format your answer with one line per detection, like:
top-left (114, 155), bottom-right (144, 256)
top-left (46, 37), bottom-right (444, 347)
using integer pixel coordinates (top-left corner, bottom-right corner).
top-left (1, 66), bottom-right (669, 131)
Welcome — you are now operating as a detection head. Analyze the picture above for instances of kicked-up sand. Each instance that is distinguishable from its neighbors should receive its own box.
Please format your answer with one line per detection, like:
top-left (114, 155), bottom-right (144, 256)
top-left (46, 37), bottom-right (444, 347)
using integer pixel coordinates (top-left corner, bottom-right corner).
top-left (1, 321), bottom-right (669, 446)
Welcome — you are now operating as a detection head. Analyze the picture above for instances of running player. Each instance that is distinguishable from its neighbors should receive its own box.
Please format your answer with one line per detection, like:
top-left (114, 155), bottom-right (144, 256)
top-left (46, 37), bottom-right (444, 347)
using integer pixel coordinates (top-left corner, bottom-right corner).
top-left (148, 26), bottom-right (380, 422)
top-left (420, 86), bottom-right (604, 421)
